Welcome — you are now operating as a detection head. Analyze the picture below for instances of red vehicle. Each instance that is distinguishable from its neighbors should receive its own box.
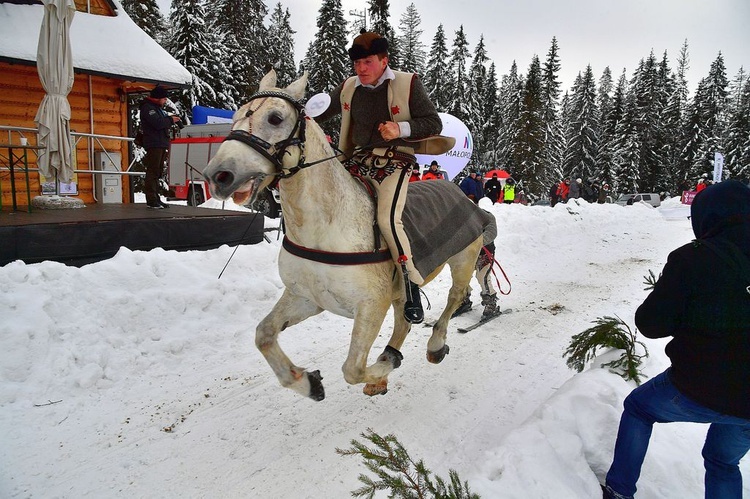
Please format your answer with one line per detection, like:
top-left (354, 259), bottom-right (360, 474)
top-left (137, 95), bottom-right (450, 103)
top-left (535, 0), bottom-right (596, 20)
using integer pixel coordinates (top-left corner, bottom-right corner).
top-left (166, 123), bottom-right (281, 217)
top-left (167, 123), bottom-right (231, 205)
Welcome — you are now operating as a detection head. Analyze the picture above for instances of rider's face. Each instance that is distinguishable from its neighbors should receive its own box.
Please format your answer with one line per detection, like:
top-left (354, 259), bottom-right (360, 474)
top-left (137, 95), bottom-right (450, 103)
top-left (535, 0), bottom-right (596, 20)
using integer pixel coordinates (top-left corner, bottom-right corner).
top-left (354, 55), bottom-right (387, 86)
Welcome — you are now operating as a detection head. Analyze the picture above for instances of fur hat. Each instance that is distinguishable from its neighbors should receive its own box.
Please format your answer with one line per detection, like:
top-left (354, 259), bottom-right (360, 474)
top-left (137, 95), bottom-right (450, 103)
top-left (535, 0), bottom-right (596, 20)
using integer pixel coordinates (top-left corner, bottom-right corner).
top-left (348, 30), bottom-right (389, 61)
top-left (150, 85), bottom-right (168, 99)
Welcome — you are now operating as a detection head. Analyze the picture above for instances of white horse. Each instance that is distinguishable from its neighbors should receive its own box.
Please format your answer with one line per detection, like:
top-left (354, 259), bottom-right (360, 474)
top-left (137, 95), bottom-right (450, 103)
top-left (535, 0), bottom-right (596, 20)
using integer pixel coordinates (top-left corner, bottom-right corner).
top-left (203, 70), bottom-right (495, 401)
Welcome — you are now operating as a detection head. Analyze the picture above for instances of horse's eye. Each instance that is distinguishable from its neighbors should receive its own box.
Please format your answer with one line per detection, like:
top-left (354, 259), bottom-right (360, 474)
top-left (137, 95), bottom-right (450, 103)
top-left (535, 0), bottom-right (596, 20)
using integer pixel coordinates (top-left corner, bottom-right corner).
top-left (268, 112), bottom-right (283, 126)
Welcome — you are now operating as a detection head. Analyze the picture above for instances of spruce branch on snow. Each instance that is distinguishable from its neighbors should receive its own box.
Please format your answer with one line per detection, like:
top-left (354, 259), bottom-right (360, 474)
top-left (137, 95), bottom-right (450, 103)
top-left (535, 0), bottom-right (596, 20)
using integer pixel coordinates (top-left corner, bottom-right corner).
top-left (336, 428), bottom-right (480, 499)
top-left (563, 315), bottom-right (648, 384)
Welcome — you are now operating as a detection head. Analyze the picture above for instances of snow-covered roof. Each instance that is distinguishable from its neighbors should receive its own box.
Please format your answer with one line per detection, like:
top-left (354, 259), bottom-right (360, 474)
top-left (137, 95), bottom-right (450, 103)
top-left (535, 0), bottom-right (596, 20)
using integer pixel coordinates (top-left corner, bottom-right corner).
top-left (0, 1), bottom-right (191, 87)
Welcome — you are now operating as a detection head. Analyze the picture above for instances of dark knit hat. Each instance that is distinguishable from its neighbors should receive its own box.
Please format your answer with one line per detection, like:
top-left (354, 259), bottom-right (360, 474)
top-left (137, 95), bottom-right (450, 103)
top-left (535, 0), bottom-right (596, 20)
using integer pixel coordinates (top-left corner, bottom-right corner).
top-left (691, 179), bottom-right (750, 238)
top-left (150, 85), bottom-right (168, 99)
top-left (430, 160), bottom-right (438, 166)
top-left (348, 30), bottom-right (389, 61)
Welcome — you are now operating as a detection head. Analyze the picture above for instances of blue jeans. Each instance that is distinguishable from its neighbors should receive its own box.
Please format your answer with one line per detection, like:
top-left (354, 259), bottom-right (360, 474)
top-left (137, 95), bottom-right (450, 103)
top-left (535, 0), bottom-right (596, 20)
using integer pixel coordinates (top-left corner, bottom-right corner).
top-left (605, 369), bottom-right (750, 498)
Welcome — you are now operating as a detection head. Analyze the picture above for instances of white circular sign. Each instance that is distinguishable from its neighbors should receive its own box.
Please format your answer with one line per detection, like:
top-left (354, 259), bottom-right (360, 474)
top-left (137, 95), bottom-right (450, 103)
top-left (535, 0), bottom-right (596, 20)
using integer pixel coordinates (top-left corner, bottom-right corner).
top-left (304, 93), bottom-right (331, 118)
top-left (415, 112), bottom-right (473, 180)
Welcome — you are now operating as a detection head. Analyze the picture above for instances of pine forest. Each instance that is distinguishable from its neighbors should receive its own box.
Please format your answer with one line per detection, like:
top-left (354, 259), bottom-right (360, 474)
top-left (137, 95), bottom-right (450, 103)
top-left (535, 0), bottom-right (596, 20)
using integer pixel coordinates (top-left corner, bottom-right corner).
top-left (122, 0), bottom-right (750, 199)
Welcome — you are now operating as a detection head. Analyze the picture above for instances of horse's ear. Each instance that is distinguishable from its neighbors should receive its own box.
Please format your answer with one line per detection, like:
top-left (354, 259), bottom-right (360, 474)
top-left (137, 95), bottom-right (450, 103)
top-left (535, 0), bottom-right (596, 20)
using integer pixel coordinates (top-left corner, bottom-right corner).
top-left (259, 69), bottom-right (277, 91)
top-left (285, 72), bottom-right (308, 101)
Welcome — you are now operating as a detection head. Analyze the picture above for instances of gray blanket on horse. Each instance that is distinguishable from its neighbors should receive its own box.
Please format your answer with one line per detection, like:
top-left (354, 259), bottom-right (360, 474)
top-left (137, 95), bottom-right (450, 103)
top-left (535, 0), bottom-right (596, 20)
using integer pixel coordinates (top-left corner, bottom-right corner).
top-left (403, 180), bottom-right (496, 279)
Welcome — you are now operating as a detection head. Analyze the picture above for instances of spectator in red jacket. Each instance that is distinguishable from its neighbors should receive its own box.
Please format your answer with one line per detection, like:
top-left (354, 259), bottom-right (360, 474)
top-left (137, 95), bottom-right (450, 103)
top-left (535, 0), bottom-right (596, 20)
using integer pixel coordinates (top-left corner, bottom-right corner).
top-left (556, 178), bottom-right (571, 203)
top-left (422, 161), bottom-right (444, 180)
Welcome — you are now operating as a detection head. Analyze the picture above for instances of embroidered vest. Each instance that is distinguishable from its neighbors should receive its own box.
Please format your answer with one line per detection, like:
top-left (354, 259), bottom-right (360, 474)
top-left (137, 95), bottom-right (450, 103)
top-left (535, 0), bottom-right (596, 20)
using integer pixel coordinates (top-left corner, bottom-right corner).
top-left (338, 71), bottom-right (414, 158)
top-left (338, 71), bottom-right (456, 157)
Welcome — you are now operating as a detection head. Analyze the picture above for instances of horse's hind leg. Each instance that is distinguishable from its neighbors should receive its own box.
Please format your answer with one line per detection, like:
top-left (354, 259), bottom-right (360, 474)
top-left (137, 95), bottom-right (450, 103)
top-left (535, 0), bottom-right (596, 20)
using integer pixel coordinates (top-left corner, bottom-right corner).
top-left (427, 237), bottom-right (483, 363)
top-left (256, 289), bottom-right (324, 401)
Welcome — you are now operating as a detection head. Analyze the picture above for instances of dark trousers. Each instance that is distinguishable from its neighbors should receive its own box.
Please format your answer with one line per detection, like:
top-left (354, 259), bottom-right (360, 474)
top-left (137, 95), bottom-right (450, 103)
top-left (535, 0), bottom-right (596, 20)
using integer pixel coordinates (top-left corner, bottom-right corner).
top-left (143, 148), bottom-right (168, 205)
top-left (606, 369), bottom-right (750, 498)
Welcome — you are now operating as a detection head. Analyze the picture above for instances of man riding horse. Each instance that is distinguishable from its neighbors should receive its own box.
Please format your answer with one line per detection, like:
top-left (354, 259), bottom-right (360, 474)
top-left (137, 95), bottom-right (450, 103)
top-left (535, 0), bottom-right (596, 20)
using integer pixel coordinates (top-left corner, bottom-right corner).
top-left (315, 30), bottom-right (444, 325)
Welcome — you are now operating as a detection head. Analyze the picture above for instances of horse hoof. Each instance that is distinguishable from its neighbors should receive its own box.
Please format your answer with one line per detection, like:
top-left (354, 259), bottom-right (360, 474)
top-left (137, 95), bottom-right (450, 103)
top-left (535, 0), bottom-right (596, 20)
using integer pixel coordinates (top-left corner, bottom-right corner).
top-left (377, 345), bottom-right (404, 369)
top-left (426, 344), bottom-right (450, 364)
top-left (307, 370), bottom-right (325, 401)
top-left (363, 381), bottom-right (388, 396)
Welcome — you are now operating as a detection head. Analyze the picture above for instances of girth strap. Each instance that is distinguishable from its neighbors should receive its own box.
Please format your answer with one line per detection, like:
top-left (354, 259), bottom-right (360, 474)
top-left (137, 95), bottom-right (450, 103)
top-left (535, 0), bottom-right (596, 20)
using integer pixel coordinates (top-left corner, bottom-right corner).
top-left (282, 236), bottom-right (391, 265)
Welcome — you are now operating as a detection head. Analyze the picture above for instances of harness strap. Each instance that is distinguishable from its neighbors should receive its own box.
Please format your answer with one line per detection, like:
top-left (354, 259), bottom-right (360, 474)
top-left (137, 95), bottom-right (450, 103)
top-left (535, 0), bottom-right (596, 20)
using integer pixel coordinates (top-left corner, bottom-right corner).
top-left (344, 164), bottom-right (382, 252)
top-left (282, 236), bottom-right (391, 265)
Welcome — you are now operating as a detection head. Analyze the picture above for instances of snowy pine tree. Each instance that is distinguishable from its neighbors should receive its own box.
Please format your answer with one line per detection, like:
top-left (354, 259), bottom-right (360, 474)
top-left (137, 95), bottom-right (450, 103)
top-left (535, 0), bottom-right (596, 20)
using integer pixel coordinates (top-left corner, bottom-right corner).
top-left (207, 0), bottom-right (269, 101)
top-left (267, 3), bottom-right (298, 87)
top-left (168, 0), bottom-right (236, 116)
top-left (662, 41), bottom-right (691, 192)
top-left (447, 26), bottom-right (470, 123)
top-left (594, 67), bottom-right (615, 184)
top-left (121, 0), bottom-right (166, 44)
top-left (423, 24), bottom-right (452, 112)
top-left (397, 3), bottom-right (426, 74)
top-left (562, 65), bottom-right (599, 182)
top-left (540, 37), bottom-right (564, 188)
top-left (682, 53), bottom-right (729, 180)
top-left (724, 68), bottom-right (750, 180)
top-left (368, 0), bottom-right (400, 69)
top-left (466, 36), bottom-right (489, 168)
top-left (307, 0), bottom-right (350, 142)
top-left (512, 55), bottom-right (546, 194)
top-left (497, 61), bottom-right (524, 172)
top-left (480, 62), bottom-right (502, 168)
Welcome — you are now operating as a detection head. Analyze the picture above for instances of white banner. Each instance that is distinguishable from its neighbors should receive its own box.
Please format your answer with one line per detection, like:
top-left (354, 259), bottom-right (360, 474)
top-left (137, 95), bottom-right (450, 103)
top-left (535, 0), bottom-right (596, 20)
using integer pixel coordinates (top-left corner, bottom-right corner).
top-left (415, 113), bottom-right (473, 180)
top-left (713, 152), bottom-right (724, 183)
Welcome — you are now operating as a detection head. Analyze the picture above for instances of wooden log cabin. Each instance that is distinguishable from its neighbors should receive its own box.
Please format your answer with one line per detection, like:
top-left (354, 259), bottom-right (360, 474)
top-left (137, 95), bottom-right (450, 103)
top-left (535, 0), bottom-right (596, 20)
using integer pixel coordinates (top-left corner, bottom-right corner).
top-left (0, 0), bottom-right (191, 209)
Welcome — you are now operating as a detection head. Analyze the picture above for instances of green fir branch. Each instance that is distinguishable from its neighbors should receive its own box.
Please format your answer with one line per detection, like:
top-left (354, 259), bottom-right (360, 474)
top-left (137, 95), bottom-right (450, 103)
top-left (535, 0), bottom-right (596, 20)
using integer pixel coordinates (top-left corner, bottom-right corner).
top-left (563, 315), bottom-right (649, 384)
top-left (337, 429), bottom-right (480, 499)
top-left (642, 269), bottom-right (660, 291)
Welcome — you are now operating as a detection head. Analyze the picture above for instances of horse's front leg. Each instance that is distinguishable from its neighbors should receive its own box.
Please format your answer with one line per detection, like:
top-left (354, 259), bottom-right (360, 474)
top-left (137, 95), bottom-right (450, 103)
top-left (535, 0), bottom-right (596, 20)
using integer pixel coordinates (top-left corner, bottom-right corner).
top-left (359, 300), bottom-right (413, 396)
top-left (340, 298), bottom-right (395, 396)
top-left (256, 289), bottom-right (324, 401)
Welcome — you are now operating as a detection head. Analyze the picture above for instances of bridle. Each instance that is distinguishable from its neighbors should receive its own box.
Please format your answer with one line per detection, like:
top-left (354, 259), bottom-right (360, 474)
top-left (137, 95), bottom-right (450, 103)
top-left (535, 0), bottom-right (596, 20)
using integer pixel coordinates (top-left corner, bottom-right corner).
top-left (223, 89), bottom-right (395, 181)
top-left (222, 90), bottom-right (309, 179)
top-left (223, 89), bottom-right (392, 265)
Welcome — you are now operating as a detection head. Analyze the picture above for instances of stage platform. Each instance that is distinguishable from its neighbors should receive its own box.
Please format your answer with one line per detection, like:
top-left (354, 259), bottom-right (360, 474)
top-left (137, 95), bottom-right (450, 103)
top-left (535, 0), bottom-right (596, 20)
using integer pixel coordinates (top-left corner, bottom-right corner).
top-left (0, 203), bottom-right (266, 267)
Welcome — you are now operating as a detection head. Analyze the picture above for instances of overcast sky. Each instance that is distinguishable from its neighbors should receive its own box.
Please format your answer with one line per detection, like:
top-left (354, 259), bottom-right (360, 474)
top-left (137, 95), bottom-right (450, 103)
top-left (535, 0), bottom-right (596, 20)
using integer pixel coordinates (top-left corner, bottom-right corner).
top-left (158, 0), bottom-right (749, 94)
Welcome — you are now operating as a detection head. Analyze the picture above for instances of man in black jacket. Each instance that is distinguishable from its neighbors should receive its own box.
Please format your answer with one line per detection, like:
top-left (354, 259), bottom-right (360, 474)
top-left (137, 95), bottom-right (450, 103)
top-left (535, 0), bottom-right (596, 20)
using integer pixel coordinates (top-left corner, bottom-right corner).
top-left (139, 86), bottom-right (181, 209)
top-left (603, 180), bottom-right (750, 499)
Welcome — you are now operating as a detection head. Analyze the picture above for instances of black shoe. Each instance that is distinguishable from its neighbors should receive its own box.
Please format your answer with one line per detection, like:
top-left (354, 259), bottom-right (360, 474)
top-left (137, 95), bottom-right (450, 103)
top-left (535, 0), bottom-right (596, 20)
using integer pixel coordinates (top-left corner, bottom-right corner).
top-left (159, 201), bottom-right (170, 208)
top-left (404, 281), bottom-right (423, 324)
top-left (147, 202), bottom-right (165, 209)
top-left (451, 293), bottom-right (472, 318)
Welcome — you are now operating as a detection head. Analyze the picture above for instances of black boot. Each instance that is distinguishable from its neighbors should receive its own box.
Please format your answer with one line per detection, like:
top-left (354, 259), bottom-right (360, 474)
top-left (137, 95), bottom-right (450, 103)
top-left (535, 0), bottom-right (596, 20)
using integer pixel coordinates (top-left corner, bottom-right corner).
top-left (451, 292), bottom-right (472, 318)
top-left (403, 281), bottom-right (423, 324)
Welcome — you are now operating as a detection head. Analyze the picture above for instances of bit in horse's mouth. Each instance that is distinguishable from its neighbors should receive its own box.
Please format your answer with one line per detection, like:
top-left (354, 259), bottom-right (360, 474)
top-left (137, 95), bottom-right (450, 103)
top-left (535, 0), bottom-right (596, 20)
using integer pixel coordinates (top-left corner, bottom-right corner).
top-left (231, 176), bottom-right (265, 205)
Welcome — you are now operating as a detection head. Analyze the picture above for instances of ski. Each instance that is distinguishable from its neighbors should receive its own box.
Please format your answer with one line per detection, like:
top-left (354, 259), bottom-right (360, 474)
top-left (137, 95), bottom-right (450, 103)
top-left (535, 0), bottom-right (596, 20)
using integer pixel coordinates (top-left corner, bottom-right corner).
top-left (456, 308), bottom-right (512, 334)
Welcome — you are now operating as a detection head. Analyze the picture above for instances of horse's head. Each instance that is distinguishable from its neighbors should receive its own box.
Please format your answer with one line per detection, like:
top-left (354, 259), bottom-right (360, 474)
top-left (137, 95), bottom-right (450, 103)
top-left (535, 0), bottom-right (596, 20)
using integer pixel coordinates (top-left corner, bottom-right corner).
top-left (203, 70), bottom-right (308, 205)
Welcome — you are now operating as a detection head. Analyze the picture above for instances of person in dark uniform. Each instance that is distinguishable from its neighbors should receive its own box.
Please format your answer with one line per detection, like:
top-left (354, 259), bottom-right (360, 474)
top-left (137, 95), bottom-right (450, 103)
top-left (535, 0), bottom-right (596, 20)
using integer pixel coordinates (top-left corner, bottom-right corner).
top-left (139, 85), bottom-right (181, 209)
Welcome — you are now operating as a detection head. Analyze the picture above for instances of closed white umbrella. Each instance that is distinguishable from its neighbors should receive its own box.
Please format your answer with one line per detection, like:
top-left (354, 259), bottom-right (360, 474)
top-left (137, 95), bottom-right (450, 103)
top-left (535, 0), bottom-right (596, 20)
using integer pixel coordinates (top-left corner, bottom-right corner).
top-left (34, 0), bottom-right (76, 184)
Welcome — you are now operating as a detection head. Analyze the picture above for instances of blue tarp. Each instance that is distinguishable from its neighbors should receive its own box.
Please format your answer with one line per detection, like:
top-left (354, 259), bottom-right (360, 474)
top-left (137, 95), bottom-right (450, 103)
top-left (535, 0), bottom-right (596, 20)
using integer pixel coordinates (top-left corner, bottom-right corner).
top-left (192, 106), bottom-right (234, 124)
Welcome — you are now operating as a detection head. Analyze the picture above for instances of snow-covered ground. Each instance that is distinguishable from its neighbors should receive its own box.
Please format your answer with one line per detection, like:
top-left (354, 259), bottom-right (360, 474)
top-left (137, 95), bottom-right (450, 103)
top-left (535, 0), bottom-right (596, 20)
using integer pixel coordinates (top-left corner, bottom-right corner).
top-left (2, 196), bottom-right (747, 498)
